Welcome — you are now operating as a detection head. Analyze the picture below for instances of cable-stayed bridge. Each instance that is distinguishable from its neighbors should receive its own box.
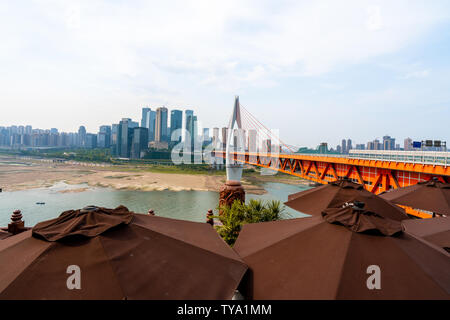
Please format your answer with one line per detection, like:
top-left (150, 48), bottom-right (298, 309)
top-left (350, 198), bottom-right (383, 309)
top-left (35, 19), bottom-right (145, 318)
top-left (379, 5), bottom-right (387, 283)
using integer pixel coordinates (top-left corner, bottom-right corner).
top-left (212, 97), bottom-right (450, 212)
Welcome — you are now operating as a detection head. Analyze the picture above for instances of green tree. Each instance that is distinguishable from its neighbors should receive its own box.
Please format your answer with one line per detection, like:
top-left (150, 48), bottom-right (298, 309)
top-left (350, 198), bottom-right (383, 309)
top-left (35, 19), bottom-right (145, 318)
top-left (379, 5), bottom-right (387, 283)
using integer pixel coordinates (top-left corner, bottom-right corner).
top-left (213, 199), bottom-right (287, 246)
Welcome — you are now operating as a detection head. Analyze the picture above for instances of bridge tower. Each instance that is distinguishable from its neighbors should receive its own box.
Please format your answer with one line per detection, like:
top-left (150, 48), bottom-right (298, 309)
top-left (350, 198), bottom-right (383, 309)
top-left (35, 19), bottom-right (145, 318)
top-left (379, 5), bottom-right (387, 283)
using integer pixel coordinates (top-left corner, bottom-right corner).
top-left (219, 96), bottom-right (246, 212)
top-left (225, 96), bottom-right (245, 182)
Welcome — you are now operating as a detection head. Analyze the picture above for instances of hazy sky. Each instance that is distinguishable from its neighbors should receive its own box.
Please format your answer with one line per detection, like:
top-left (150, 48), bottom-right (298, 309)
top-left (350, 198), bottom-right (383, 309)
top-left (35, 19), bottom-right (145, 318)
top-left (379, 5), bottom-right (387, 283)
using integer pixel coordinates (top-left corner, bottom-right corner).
top-left (1, 0), bottom-right (450, 148)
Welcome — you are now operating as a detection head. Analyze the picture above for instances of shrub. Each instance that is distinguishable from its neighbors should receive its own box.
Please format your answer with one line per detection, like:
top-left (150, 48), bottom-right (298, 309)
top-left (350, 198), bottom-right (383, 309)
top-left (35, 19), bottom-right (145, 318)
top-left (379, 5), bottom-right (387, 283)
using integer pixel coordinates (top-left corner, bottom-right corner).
top-left (213, 199), bottom-right (287, 246)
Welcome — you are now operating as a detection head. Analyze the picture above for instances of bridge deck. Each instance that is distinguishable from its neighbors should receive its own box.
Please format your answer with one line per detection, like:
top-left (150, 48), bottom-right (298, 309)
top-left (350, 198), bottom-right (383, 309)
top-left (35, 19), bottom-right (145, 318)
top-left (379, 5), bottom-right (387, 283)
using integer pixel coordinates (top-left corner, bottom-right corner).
top-left (213, 150), bottom-right (449, 218)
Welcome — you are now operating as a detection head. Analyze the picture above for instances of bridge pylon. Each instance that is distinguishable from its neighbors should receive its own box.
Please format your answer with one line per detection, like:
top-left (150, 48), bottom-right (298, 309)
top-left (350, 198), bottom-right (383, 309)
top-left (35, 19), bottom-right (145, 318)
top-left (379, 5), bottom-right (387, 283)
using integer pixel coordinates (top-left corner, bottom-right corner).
top-left (225, 96), bottom-right (245, 182)
top-left (218, 96), bottom-right (246, 213)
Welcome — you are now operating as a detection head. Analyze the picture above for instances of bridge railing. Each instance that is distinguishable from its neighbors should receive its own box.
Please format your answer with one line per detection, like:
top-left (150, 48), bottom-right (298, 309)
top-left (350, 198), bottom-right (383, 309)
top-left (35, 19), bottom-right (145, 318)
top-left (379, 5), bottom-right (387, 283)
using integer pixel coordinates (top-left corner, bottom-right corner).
top-left (347, 150), bottom-right (449, 166)
top-left (218, 149), bottom-right (450, 167)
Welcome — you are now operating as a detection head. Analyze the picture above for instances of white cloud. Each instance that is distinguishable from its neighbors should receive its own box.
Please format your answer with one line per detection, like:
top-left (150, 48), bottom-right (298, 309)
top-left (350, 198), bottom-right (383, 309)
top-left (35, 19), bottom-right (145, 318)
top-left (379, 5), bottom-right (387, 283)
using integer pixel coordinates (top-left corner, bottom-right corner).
top-left (366, 5), bottom-right (383, 31)
top-left (402, 69), bottom-right (430, 79)
top-left (0, 0), bottom-right (449, 134)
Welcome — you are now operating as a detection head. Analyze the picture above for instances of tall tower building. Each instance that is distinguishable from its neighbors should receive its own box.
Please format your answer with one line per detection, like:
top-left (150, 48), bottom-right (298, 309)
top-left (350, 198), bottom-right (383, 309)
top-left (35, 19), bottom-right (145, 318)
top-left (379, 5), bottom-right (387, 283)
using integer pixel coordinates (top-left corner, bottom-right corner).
top-left (221, 127), bottom-right (228, 150)
top-left (212, 127), bottom-right (220, 149)
top-left (341, 139), bottom-right (347, 154)
top-left (170, 109), bottom-right (183, 143)
top-left (131, 127), bottom-right (149, 159)
top-left (97, 125), bottom-right (112, 148)
top-left (382, 135), bottom-right (395, 150)
top-left (78, 126), bottom-right (87, 147)
top-left (347, 139), bottom-right (352, 152)
top-left (117, 118), bottom-right (133, 158)
top-left (404, 137), bottom-right (412, 151)
top-left (193, 116), bottom-right (198, 144)
top-left (184, 110), bottom-right (195, 149)
top-left (141, 107), bottom-right (150, 128)
top-left (144, 110), bottom-right (156, 142)
top-left (155, 107), bottom-right (168, 142)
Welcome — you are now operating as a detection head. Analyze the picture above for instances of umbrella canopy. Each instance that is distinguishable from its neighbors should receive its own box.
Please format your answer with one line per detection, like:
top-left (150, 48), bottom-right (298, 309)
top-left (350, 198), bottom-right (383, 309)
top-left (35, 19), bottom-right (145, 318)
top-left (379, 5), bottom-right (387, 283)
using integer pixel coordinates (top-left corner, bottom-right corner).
top-left (233, 203), bottom-right (450, 300)
top-left (402, 217), bottom-right (450, 254)
top-left (381, 178), bottom-right (450, 216)
top-left (0, 230), bottom-right (12, 240)
top-left (285, 179), bottom-right (409, 221)
top-left (0, 205), bottom-right (247, 300)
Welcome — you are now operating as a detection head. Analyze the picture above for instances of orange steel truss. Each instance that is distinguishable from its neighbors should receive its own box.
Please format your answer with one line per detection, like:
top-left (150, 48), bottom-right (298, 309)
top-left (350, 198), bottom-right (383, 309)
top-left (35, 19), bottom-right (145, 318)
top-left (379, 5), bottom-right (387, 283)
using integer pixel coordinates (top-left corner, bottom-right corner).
top-left (214, 151), bottom-right (450, 217)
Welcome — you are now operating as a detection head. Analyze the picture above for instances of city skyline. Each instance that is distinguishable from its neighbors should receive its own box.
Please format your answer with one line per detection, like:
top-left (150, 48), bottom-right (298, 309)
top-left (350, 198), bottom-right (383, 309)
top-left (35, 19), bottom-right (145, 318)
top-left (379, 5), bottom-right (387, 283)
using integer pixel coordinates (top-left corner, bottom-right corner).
top-left (1, 1), bottom-right (450, 148)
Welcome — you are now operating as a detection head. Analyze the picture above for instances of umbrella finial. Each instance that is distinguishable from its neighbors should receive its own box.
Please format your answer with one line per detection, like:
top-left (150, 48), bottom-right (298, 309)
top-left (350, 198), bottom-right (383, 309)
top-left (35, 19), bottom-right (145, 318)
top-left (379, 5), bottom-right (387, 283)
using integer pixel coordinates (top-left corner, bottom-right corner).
top-left (8, 210), bottom-right (25, 235)
top-left (206, 209), bottom-right (214, 226)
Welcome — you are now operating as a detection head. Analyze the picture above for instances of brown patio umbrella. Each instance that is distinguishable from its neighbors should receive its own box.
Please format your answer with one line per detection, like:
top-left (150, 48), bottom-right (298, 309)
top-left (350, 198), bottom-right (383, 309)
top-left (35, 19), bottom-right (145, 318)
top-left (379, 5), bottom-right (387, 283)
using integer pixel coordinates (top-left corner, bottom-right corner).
top-left (285, 179), bottom-right (409, 221)
top-left (402, 217), bottom-right (450, 254)
top-left (0, 205), bottom-right (247, 300)
top-left (0, 230), bottom-right (12, 240)
top-left (233, 202), bottom-right (450, 300)
top-left (381, 178), bottom-right (450, 217)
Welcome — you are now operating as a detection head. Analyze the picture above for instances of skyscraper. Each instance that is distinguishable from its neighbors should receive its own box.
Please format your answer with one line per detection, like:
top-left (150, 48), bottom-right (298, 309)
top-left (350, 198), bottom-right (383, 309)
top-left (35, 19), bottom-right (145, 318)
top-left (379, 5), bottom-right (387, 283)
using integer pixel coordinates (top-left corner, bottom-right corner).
top-left (383, 135), bottom-right (395, 150)
top-left (85, 133), bottom-right (97, 149)
top-left (141, 107), bottom-right (150, 128)
top-left (144, 110), bottom-right (156, 142)
top-left (185, 109), bottom-right (194, 145)
top-left (111, 124), bottom-right (119, 155)
top-left (131, 127), bottom-right (149, 159)
top-left (341, 139), bottom-right (347, 154)
top-left (155, 107), bottom-right (168, 142)
top-left (97, 125), bottom-right (111, 148)
top-left (212, 127), bottom-right (220, 149)
top-left (170, 109), bottom-right (183, 143)
top-left (347, 139), bottom-right (352, 152)
top-left (117, 118), bottom-right (134, 158)
top-left (404, 137), bottom-right (412, 151)
top-left (78, 126), bottom-right (86, 147)
top-left (221, 127), bottom-right (228, 150)
top-left (185, 110), bottom-right (195, 149)
top-left (248, 129), bottom-right (257, 152)
top-left (193, 115), bottom-right (198, 145)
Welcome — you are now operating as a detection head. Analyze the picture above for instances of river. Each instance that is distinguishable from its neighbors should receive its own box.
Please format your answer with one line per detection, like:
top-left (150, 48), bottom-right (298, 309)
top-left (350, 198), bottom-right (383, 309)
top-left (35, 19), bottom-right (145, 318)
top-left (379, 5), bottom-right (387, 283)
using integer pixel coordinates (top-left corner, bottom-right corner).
top-left (0, 181), bottom-right (311, 227)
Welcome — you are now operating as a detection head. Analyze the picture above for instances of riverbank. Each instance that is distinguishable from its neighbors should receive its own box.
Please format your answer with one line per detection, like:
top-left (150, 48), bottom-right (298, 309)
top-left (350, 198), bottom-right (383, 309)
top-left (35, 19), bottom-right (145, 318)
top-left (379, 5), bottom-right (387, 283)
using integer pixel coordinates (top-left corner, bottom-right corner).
top-left (0, 155), bottom-right (309, 194)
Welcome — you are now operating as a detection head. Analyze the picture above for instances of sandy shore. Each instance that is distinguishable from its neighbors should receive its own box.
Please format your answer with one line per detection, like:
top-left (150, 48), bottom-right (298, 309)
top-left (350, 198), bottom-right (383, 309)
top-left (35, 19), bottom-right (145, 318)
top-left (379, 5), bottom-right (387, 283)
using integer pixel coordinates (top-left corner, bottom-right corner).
top-left (0, 156), bottom-right (270, 194)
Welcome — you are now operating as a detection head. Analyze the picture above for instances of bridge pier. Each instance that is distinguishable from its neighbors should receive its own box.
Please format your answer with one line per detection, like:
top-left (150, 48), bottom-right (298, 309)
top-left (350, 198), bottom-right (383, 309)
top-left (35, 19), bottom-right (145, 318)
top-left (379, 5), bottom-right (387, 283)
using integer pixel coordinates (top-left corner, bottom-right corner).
top-left (219, 180), bottom-right (245, 214)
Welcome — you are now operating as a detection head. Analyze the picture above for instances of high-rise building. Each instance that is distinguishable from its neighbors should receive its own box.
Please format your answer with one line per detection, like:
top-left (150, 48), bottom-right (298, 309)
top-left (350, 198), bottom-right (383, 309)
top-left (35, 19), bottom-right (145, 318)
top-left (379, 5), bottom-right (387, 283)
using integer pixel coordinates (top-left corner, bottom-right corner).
top-left (97, 125), bottom-right (112, 148)
top-left (318, 143), bottom-right (328, 154)
top-left (212, 127), bottom-right (220, 149)
top-left (155, 107), bottom-right (168, 143)
top-left (221, 127), bottom-right (228, 150)
top-left (404, 137), bottom-right (413, 151)
top-left (193, 116), bottom-right (198, 145)
top-left (117, 118), bottom-right (134, 158)
top-left (131, 127), bottom-right (149, 159)
top-left (78, 126), bottom-right (86, 147)
top-left (184, 110), bottom-right (194, 145)
top-left (141, 107), bottom-right (150, 128)
top-left (111, 124), bottom-right (119, 155)
top-left (247, 129), bottom-right (257, 153)
top-left (144, 110), bottom-right (156, 142)
top-left (382, 135), bottom-right (395, 150)
top-left (141, 107), bottom-right (157, 142)
top-left (341, 139), bottom-right (347, 154)
top-left (170, 109), bottom-right (183, 143)
top-left (347, 139), bottom-right (352, 152)
top-left (25, 125), bottom-right (32, 135)
top-left (262, 139), bottom-right (272, 153)
top-left (85, 133), bottom-right (97, 149)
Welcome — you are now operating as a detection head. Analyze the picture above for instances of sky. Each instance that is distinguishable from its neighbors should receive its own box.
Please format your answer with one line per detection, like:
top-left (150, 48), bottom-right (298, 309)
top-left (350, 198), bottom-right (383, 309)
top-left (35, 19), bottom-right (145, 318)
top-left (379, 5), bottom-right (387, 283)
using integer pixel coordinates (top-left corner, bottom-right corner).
top-left (1, 0), bottom-right (450, 148)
